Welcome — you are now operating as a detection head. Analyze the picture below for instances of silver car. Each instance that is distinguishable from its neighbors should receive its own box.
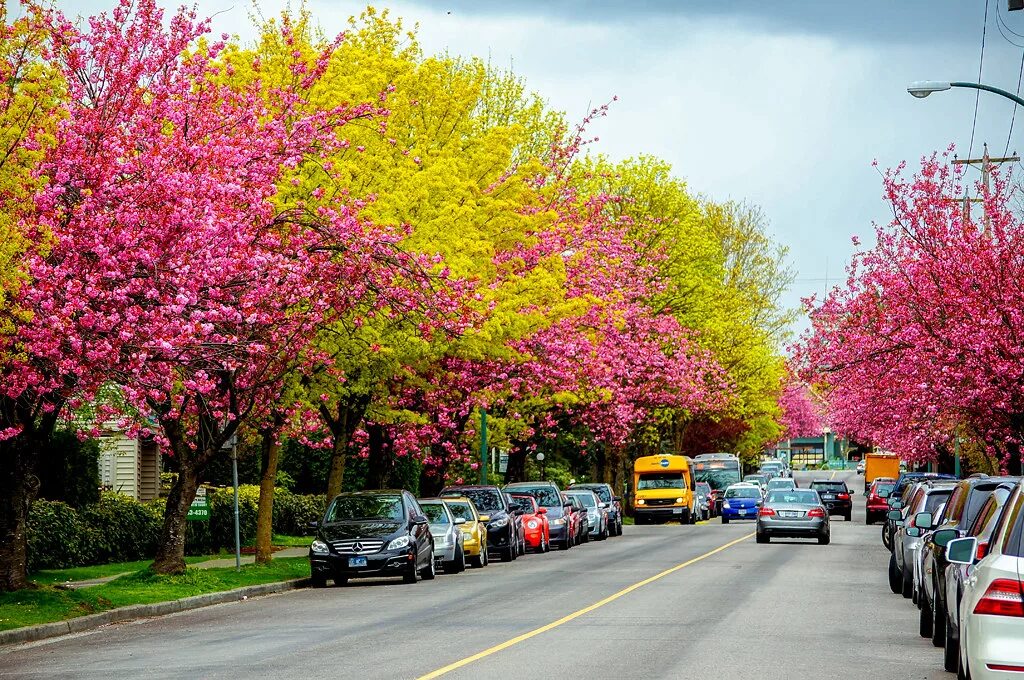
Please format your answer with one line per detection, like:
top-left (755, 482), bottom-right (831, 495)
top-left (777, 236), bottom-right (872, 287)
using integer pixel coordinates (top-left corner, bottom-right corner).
top-left (890, 481), bottom-right (955, 599)
top-left (755, 488), bottom-right (830, 544)
top-left (419, 498), bottom-right (467, 573)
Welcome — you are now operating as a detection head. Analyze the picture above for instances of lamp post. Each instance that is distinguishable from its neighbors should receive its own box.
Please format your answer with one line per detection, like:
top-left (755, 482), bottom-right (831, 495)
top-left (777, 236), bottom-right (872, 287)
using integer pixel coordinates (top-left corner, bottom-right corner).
top-left (907, 80), bottom-right (1024, 108)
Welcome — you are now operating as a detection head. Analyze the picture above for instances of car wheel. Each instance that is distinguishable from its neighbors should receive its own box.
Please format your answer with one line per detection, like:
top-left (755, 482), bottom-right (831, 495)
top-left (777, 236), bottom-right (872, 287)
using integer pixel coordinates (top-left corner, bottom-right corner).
top-left (844, 512), bottom-right (852, 522)
top-left (755, 532), bottom-right (769, 544)
top-left (943, 614), bottom-right (959, 671)
top-left (902, 565), bottom-right (913, 599)
top-left (888, 553), bottom-right (901, 594)
top-left (421, 555), bottom-right (436, 580)
top-left (818, 533), bottom-right (830, 545)
top-left (311, 573), bottom-right (327, 588)
top-left (333, 576), bottom-right (348, 587)
top-left (457, 545), bottom-right (467, 572)
top-left (404, 560), bottom-right (419, 584)
top-left (882, 524), bottom-right (892, 550)
top-left (721, 515), bottom-right (730, 524)
top-left (919, 596), bottom-right (933, 638)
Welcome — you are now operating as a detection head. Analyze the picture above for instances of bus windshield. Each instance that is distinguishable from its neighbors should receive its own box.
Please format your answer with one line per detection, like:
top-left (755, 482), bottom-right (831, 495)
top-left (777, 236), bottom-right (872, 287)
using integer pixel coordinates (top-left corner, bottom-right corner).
top-left (694, 464), bottom-right (741, 491)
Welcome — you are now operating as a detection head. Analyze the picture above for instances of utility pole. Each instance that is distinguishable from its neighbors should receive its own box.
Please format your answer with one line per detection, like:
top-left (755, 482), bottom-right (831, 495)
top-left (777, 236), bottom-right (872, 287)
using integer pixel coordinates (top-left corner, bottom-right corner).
top-left (952, 144), bottom-right (1019, 235)
top-left (479, 408), bottom-right (488, 484)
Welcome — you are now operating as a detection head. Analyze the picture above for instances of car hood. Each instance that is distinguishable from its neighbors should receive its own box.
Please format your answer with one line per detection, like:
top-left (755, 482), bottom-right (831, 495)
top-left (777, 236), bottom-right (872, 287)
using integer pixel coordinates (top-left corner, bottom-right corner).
top-left (320, 521), bottom-right (403, 541)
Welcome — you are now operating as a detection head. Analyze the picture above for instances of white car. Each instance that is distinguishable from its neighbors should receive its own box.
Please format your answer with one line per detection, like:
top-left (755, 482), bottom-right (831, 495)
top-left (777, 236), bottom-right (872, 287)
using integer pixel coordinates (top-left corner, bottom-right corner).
top-left (856, 460), bottom-right (866, 475)
top-left (947, 479), bottom-right (1024, 679)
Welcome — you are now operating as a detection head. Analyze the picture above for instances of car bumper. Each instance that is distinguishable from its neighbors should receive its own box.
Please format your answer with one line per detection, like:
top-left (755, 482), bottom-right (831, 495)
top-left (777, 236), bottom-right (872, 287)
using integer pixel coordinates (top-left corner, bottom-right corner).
top-left (721, 507), bottom-right (758, 520)
top-left (965, 611), bottom-right (1024, 679)
top-left (310, 549), bottom-right (414, 579)
top-left (756, 517), bottom-right (827, 536)
top-left (636, 507), bottom-right (689, 521)
top-left (485, 524), bottom-right (512, 551)
top-left (461, 533), bottom-right (482, 557)
top-left (432, 542), bottom-right (457, 562)
top-left (821, 500), bottom-right (852, 514)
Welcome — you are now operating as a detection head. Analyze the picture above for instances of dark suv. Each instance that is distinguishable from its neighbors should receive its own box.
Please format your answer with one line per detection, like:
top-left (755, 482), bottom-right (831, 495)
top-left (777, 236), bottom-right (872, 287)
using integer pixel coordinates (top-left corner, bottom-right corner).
top-left (809, 479), bottom-right (853, 521)
top-left (569, 482), bottom-right (623, 536)
top-left (440, 485), bottom-right (518, 561)
top-left (504, 481), bottom-right (572, 549)
top-left (309, 490), bottom-right (435, 587)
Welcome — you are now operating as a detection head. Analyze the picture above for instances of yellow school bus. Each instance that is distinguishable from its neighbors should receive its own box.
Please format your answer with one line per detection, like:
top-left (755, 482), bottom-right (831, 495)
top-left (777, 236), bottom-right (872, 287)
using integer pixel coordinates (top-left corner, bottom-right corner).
top-left (633, 455), bottom-right (695, 525)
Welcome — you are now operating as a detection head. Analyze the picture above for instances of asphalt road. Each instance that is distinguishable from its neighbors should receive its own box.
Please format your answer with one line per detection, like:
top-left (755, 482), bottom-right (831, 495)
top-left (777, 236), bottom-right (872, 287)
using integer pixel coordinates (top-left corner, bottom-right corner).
top-left (1, 471), bottom-right (951, 679)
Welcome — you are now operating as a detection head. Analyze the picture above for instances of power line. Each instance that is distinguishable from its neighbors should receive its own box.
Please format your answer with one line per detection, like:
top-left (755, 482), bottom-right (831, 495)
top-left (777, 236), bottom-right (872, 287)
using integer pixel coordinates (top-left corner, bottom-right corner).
top-left (1006, 51), bottom-right (1024, 157)
top-left (968, 0), bottom-right (990, 162)
top-left (996, 6), bottom-right (1024, 47)
top-left (999, 0), bottom-right (1024, 39)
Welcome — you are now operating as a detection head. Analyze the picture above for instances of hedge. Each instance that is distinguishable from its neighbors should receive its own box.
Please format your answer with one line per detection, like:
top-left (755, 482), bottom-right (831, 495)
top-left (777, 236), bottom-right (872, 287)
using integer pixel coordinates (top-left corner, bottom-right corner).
top-left (27, 488), bottom-right (325, 572)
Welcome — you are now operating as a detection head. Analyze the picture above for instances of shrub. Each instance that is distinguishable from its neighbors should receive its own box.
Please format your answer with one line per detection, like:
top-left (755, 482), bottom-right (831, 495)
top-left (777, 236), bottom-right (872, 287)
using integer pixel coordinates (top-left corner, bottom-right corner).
top-left (79, 493), bottom-right (162, 563)
top-left (27, 500), bottom-right (94, 571)
top-left (273, 491), bottom-right (326, 536)
top-left (37, 431), bottom-right (101, 508)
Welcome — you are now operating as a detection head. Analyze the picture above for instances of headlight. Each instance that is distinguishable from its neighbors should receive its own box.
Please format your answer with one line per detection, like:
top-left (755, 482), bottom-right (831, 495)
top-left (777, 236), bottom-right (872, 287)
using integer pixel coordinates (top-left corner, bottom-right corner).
top-left (311, 539), bottom-right (329, 555)
top-left (527, 520), bottom-right (539, 529)
top-left (636, 499), bottom-right (646, 505)
top-left (675, 497), bottom-right (684, 504)
top-left (552, 518), bottom-right (566, 526)
top-left (387, 535), bottom-right (411, 550)
top-left (488, 516), bottom-right (509, 529)
top-left (723, 501), bottom-right (731, 509)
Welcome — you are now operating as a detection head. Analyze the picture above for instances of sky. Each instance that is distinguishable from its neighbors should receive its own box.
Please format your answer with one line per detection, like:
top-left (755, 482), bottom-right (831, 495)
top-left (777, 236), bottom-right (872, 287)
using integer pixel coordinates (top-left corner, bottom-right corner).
top-left (18, 0), bottom-right (1024, 339)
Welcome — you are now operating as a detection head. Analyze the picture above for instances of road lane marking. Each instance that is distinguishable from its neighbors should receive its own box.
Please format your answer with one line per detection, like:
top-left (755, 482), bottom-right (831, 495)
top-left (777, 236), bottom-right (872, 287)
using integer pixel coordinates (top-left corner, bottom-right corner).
top-left (829, 470), bottom-right (836, 480)
top-left (415, 531), bottom-right (755, 679)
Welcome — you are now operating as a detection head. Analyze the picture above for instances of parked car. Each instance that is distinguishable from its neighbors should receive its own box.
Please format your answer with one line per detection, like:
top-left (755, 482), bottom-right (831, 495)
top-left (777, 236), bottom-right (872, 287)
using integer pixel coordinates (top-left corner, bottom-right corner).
top-left (504, 481), bottom-right (572, 550)
top-left (509, 493), bottom-right (550, 553)
top-left (934, 484), bottom-right (1015, 672)
top-left (890, 480), bottom-right (955, 598)
top-left (946, 478), bottom-right (1024, 680)
top-left (503, 492), bottom-right (528, 557)
top-left (418, 498), bottom-right (467, 574)
top-left (565, 489), bottom-right (609, 541)
top-left (563, 492), bottom-right (590, 544)
top-left (918, 476), bottom-right (1019, 659)
top-left (440, 485), bottom-right (518, 561)
top-left (865, 477), bottom-right (896, 525)
top-left (809, 479), bottom-right (854, 521)
top-left (755, 488), bottom-right (830, 544)
top-left (856, 459), bottom-right (866, 475)
top-left (569, 482), bottom-right (623, 536)
top-left (721, 483), bottom-right (762, 523)
top-left (309, 490), bottom-right (435, 587)
top-left (442, 496), bottom-right (488, 568)
top-left (694, 487), bottom-right (711, 521)
top-left (695, 481), bottom-right (716, 518)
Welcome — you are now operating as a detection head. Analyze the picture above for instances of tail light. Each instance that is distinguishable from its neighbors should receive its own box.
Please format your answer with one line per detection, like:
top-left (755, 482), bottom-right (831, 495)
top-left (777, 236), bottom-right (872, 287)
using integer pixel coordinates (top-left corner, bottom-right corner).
top-left (973, 578), bottom-right (1024, 617)
top-left (976, 541), bottom-right (989, 562)
top-left (807, 507), bottom-right (826, 518)
top-left (758, 507), bottom-right (775, 517)
top-left (837, 493), bottom-right (850, 500)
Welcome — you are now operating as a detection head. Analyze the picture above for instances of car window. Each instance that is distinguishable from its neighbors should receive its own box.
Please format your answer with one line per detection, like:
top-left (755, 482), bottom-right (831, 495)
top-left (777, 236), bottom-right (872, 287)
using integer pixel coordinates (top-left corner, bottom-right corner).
top-left (420, 502), bottom-right (450, 524)
top-left (968, 495), bottom-right (998, 537)
top-left (874, 482), bottom-right (895, 496)
top-left (999, 486), bottom-right (1024, 557)
top-left (568, 492), bottom-right (597, 507)
top-left (940, 484), bottom-right (967, 525)
top-left (326, 495), bottom-right (404, 522)
top-left (505, 485), bottom-right (560, 507)
top-left (811, 481), bottom-right (847, 492)
top-left (444, 501), bottom-right (476, 522)
top-left (725, 487), bottom-right (760, 499)
top-left (766, 490), bottom-right (819, 505)
top-left (922, 490), bottom-right (952, 514)
top-left (637, 473), bottom-right (685, 490)
top-left (509, 496), bottom-right (534, 513)
top-left (445, 488), bottom-right (503, 511)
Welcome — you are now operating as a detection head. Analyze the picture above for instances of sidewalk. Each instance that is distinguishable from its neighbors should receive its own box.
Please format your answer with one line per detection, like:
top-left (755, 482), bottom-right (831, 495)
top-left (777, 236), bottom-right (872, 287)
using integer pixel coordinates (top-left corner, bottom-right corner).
top-left (63, 547), bottom-right (308, 589)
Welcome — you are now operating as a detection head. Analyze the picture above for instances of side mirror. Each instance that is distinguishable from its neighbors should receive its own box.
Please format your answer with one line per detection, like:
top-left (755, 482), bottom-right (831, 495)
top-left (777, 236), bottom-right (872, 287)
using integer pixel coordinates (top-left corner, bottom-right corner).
top-left (453, 517), bottom-right (466, 525)
top-left (946, 537), bottom-right (978, 566)
top-left (906, 527), bottom-right (922, 538)
top-left (413, 514), bottom-right (429, 526)
top-left (887, 509), bottom-right (902, 521)
top-left (932, 528), bottom-right (957, 548)
top-left (914, 511), bottom-right (933, 531)
top-left (537, 507), bottom-right (548, 515)
top-left (307, 520), bottom-right (320, 530)
top-left (892, 500), bottom-right (903, 510)
top-left (478, 514), bottom-right (491, 523)
top-left (563, 503), bottom-right (574, 510)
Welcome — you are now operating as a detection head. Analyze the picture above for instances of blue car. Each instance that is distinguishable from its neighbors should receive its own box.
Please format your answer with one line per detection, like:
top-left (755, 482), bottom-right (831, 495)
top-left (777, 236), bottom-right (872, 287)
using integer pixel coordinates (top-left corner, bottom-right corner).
top-left (721, 484), bottom-right (762, 523)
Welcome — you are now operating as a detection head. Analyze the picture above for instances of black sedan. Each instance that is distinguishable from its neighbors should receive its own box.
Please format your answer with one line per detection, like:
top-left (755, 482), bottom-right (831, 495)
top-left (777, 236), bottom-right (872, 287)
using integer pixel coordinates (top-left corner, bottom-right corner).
top-left (809, 479), bottom-right (853, 521)
top-left (309, 489), bottom-right (435, 586)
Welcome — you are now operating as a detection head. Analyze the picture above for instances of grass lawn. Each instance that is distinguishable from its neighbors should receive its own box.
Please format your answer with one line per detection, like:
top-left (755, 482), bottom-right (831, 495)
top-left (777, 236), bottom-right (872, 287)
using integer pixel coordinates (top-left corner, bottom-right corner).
top-left (2, 557), bottom-right (309, 632)
top-left (271, 534), bottom-right (313, 547)
top-left (622, 516), bottom-right (635, 525)
top-left (29, 555), bottom-right (222, 586)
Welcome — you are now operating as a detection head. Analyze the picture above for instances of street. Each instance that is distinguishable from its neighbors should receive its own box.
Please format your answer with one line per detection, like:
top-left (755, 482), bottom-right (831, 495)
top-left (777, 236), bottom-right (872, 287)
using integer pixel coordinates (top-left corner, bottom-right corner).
top-left (0, 471), bottom-right (949, 679)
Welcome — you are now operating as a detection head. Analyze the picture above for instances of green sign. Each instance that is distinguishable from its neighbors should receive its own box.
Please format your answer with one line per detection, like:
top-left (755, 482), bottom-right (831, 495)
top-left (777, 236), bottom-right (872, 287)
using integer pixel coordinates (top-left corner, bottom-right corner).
top-left (187, 487), bottom-right (210, 521)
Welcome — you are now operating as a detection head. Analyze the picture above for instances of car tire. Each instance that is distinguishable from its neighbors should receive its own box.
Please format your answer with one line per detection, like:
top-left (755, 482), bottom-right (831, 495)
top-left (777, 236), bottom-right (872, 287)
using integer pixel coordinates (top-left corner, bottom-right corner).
top-left (882, 524), bottom-right (892, 551)
top-left (844, 511), bottom-right (852, 522)
top-left (311, 573), bottom-right (327, 588)
top-left (902, 565), bottom-right (913, 599)
top-left (333, 576), bottom-right (348, 587)
top-left (755, 532), bottom-right (769, 544)
top-left (722, 515), bottom-right (730, 524)
top-left (404, 561), bottom-right (419, 584)
top-left (957, 641), bottom-right (969, 680)
top-left (943, 615), bottom-right (959, 672)
top-left (421, 556), bottom-right (436, 580)
top-left (932, 595), bottom-right (945, 647)
top-left (919, 597), bottom-right (933, 638)
top-left (888, 552), bottom-right (901, 594)
top-left (818, 533), bottom-right (830, 545)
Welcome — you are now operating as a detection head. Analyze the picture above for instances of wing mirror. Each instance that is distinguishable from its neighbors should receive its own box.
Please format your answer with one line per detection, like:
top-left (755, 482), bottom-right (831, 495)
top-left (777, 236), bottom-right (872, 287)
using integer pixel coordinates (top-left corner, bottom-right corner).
top-left (932, 528), bottom-right (957, 548)
top-left (453, 517), bottom-right (466, 525)
top-left (945, 537), bottom-right (978, 565)
top-left (478, 514), bottom-right (491, 523)
top-left (412, 514), bottom-right (429, 526)
top-left (914, 511), bottom-right (933, 531)
top-left (887, 509), bottom-right (903, 522)
top-left (537, 507), bottom-right (548, 515)
top-left (906, 527), bottom-right (922, 538)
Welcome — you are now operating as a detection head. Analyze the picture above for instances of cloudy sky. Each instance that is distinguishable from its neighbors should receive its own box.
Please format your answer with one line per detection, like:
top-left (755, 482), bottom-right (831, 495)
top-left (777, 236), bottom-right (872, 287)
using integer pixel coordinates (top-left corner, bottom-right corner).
top-left (18, 0), bottom-right (1024, 338)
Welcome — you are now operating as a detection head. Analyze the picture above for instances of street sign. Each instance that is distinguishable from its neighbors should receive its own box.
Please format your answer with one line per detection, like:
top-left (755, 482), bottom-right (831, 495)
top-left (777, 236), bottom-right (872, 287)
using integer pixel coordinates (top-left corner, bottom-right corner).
top-left (498, 451), bottom-right (508, 473)
top-left (187, 486), bottom-right (210, 521)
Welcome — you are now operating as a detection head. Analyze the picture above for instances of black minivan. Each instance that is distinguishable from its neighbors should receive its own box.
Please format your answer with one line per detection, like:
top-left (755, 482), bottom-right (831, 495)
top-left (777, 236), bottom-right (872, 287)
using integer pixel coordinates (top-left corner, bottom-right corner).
top-left (309, 490), bottom-right (435, 587)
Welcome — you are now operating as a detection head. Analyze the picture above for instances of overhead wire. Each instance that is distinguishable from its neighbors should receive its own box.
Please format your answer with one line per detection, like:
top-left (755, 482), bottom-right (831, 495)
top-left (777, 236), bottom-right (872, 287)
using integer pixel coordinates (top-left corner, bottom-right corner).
top-left (968, 0), bottom-right (990, 162)
top-left (1004, 52), bottom-right (1024, 157)
top-left (998, 1), bottom-right (1024, 39)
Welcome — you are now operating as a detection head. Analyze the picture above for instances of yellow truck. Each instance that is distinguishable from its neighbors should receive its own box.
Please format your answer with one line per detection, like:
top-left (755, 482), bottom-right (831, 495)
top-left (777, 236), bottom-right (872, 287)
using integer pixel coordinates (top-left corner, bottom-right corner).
top-left (863, 452), bottom-right (901, 491)
top-left (633, 455), bottom-right (695, 525)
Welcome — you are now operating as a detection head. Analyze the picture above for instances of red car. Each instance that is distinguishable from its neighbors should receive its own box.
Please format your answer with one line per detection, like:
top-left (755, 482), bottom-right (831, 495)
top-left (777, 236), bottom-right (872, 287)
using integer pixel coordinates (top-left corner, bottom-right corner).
top-left (865, 477), bottom-right (896, 525)
top-left (510, 494), bottom-right (550, 553)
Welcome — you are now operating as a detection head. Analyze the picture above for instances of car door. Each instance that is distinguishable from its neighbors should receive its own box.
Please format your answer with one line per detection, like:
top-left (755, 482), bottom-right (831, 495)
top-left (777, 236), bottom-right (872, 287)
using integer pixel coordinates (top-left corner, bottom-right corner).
top-left (407, 494), bottom-right (432, 567)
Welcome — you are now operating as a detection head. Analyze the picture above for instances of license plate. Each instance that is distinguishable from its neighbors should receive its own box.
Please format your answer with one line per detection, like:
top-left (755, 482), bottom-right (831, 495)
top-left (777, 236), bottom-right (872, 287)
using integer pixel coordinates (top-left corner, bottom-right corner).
top-left (672, 508), bottom-right (682, 514)
top-left (738, 509), bottom-right (747, 515)
top-left (780, 511), bottom-right (799, 518)
top-left (822, 494), bottom-right (834, 500)
top-left (348, 557), bottom-right (367, 568)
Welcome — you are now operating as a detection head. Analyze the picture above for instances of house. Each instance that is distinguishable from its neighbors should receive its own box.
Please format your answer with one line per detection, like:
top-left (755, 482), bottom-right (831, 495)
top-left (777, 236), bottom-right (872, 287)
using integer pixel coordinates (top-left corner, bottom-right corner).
top-left (97, 431), bottom-right (161, 501)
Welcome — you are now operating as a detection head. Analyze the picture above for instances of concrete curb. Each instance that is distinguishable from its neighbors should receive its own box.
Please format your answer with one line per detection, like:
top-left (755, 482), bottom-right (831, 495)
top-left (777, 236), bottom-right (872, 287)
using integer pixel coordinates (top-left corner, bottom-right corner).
top-left (0, 578), bottom-right (310, 647)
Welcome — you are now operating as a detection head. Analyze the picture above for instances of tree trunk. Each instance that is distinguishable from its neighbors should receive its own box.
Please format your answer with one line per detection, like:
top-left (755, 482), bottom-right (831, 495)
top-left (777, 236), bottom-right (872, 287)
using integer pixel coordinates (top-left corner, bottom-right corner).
top-left (504, 448), bottom-right (526, 483)
top-left (366, 423), bottom-right (390, 489)
top-left (151, 448), bottom-right (200, 575)
top-left (0, 437), bottom-right (37, 592)
top-left (255, 425), bottom-right (283, 565)
top-left (322, 397), bottom-right (369, 500)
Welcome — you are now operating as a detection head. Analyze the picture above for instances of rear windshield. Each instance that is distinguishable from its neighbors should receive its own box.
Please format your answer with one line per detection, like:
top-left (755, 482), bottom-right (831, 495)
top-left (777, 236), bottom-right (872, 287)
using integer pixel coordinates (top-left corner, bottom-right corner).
top-left (768, 480), bottom-right (795, 489)
top-left (420, 502), bottom-right (449, 524)
top-left (726, 487), bottom-right (761, 499)
top-left (444, 489), bottom-right (503, 511)
top-left (811, 482), bottom-right (847, 492)
top-left (874, 482), bottom-right (895, 496)
top-left (767, 490), bottom-right (819, 505)
top-left (638, 473), bottom-right (685, 490)
top-left (505, 485), bottom-right (561, 507)
top-left (444, 501), bottom-right (475, 522)
top-left (923, 490), bottom-right (952, 513)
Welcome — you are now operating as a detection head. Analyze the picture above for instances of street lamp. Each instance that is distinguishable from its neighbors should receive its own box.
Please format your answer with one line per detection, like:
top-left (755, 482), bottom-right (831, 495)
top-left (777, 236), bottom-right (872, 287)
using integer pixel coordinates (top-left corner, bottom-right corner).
top-left (536, 452), bottom-right (546, 480)
top-left (907, 80), bottom-right (1024, 108)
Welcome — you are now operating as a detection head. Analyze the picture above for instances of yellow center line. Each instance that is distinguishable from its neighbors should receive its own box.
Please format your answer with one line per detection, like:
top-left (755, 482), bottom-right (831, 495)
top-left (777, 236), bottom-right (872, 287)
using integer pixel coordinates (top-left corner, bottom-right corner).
top-left (415, 531), bottom-right (755, 680)
top-left (830, 470), bottom-right (837, 480)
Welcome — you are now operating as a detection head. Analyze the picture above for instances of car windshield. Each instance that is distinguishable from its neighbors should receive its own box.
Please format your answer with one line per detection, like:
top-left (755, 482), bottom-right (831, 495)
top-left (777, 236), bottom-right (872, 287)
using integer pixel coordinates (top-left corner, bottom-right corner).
top-left (575, 485), bottom-right (611, 502)
top-left (768, 480), bottom-right (795, 489)
top-left (445, 489), bottom-right (502, 511)
top-left (420, 502), bottom-right (449, 524)
top-left (325, 495), bottom-right (404, 522)
top-left (767, 490), bottom-right (819, 505)
top-left (694, 468), bottom-right (741, 490)
top-left (811, 482), bottom-right (847, 492)
top-left (695, 483), bottom-right (712, 494)
top-left (569, 493), bottom-right (597, 507)
top-left (744, 476), bottom-right (765, 483)
top-left (637, 473), bottom-right (684, 490)
top-left (445, 501), bottom-right (475, 522)
top-left (505, 485), bottom-right (560, 507)
top-left (726, 487), bottom-right (761, 499)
